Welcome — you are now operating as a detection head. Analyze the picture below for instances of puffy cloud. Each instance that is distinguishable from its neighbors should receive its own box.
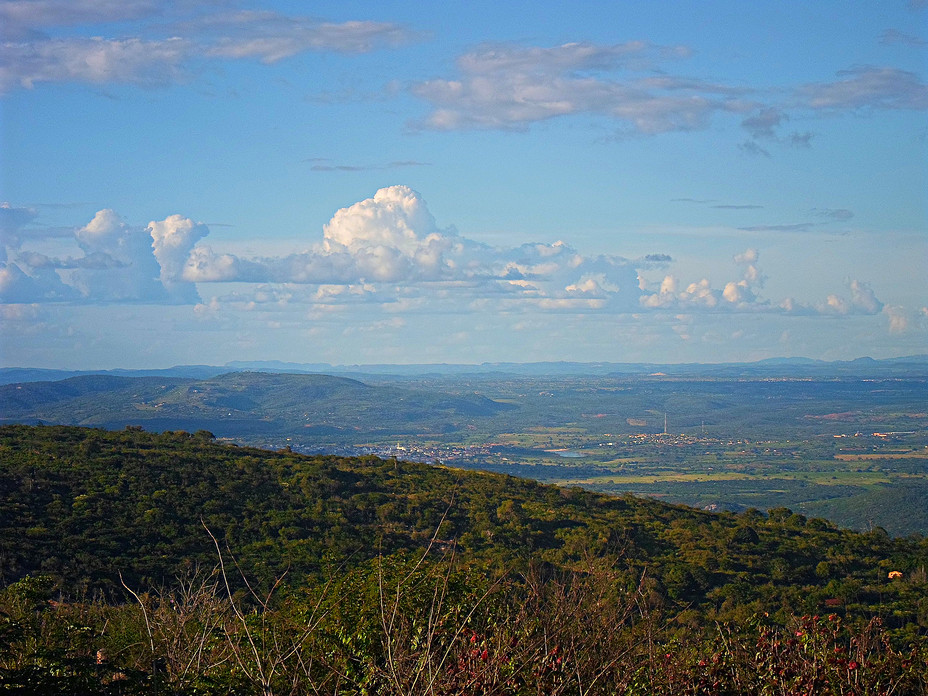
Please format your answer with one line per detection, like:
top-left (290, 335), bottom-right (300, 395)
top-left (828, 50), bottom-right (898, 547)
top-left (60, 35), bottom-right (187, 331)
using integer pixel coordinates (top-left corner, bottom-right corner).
top-left (0, 261), bottom-right (75, 302)
top-left (824, 294), bottom-right (850, 314)
top-left (187, 186), bottom-right (469, 286)
top-left (75, 209), bottom-right (127, 251)
top-left (639, 250), bottom-right (886, 319)
top-left (565, 274), bottom-right (620, 297)
top-left (322, 184), bottom-right (459, 277)
top-left (193, 296), bottom-right (221, 319)
top-left (0, 207), bottom-right (213, 304)
top-left (786, 281), bottom-right (885, 317)
top-left (682, 279), bottom-right (719, 308)
top-left (733, 248), bottom-right (758, 265)
top-left (183, 246), bottom-right (248, 283)
top-left (849, 280), bottom-right (883, 314)
top-left (149, 214), bottom-right (208, 301)
top-left (642, 275), bottom-right (720, 309)
top-left (642, 248), bottom-right (767, 311)
top-left (883, 305), bottom-right (909, 334)
top-left (0, 302), bottom-right (40, 321)
top-left (0, 202), bottom-right (37, 262)
top-left (411, 41), bottom-right (748, 133)
top-left (1, 190), bottom-right (894, 331)
top-left (722, 281), bottom-right (756, 304)
top-left (180, 186), bottom-right (641, 313)
top-left (733, 247), bottom-right (765, 287)
top-left (67, 209), bottom-right (166, 302)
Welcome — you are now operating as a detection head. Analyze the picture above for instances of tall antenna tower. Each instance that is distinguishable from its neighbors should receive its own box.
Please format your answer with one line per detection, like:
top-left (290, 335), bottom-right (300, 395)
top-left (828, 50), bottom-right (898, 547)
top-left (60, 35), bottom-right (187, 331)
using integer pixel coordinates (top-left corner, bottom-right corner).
top-left (664, 412), bottom-right (668, 435)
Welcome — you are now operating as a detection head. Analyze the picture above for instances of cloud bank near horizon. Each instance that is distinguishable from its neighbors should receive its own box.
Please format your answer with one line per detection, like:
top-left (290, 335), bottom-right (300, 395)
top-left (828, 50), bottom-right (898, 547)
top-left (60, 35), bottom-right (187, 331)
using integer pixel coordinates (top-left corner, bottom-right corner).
top-left (0, 187), bottom-right (900, 328)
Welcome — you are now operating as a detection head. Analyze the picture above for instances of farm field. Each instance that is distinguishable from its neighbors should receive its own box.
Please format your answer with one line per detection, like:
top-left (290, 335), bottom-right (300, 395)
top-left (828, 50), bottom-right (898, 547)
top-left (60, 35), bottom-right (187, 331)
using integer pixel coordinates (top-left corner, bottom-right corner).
top-left (339, 374), bottom-right (928, 535)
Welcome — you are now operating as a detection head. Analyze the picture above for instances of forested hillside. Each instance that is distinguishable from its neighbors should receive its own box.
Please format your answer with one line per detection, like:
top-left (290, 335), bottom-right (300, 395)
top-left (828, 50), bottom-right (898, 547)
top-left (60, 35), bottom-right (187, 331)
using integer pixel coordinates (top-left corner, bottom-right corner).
top-left (2, 425), bottom-right (928, 694)
top-left (0, 372), bottom-right (512, 436)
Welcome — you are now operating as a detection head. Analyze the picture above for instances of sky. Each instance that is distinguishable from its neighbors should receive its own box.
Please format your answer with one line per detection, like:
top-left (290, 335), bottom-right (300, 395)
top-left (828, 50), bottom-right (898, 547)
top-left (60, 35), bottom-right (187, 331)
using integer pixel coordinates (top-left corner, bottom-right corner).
top-left (0, 0), bottom-right (926, 368)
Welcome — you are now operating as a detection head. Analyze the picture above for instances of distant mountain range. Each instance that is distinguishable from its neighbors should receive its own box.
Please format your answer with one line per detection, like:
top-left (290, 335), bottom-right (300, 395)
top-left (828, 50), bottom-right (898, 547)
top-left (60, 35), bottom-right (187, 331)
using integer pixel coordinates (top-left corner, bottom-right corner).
top-left (3, 357), bottom-right (926, 447)
top-left (2, 354), bottom-right (927, 386)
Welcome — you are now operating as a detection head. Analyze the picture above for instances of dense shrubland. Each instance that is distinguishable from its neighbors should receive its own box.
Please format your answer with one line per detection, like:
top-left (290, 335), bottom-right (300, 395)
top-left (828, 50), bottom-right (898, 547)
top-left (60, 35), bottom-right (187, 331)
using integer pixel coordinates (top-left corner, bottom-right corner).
top-left (2, 560), bottom-right (926, 694)
top-left (2, 425), bottom-right (928, 693)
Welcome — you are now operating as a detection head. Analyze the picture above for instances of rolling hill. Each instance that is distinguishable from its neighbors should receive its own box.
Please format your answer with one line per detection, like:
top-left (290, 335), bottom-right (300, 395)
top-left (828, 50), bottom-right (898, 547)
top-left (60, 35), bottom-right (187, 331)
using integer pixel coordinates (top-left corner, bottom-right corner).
top-left (2, 424), bottom-right (928, 694)
top-left (0, 371), bottom-right (513, 437)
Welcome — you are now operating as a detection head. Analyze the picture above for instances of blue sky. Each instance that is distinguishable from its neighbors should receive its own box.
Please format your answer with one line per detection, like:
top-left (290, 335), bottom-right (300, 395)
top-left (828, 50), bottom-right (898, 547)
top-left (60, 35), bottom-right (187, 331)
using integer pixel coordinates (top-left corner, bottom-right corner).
top-left (1, 0), bottom-right (926, 368)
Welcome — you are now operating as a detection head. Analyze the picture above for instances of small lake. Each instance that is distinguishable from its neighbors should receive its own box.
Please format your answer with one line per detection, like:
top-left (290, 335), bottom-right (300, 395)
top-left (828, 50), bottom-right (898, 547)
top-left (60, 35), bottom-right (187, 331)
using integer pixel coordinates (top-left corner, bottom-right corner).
top-left (552, 450), bottom-right (585, 458)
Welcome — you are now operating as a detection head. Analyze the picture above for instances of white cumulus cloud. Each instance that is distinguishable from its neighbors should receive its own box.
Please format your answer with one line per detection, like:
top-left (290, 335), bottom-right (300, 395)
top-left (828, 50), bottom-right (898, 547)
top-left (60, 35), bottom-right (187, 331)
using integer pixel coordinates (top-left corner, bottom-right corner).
top-left (321, 184), bottom-right (461, 280)
top-left (639, 250), bottom-right (883, 317)
top-left (0, 261), bottom-right (75, 302)
top-left (149, 214), bottom-right (209, 301)
top-left (0, 190), bottom-right (893, 329)
top-left (0, 208), bottom-right (214, 304)
top-left (0, 202), bottom-right (38, 263)
top-left (884, 305), bottom-right (909, 334)
top-left (69, 209), bottom-right (167, 302)
top-left (176, 186), bottom-right (642, 312)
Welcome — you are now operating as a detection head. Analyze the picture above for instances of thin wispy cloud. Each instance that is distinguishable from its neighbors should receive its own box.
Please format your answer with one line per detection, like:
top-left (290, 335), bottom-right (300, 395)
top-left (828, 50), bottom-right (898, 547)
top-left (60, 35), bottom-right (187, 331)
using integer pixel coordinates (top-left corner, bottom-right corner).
top-left (810, 208), bottom-right (854, 221)
top-left (0, 0), bottom-right (165, 38)
top-left (410, 41), bottom-right (750, 134)
top-left (789, 131), bottom-right (814, 147)
top-left (670, 199), bottom-right (763, 210)
top-left (739, 223), bottom-right (818, 232)
top-left (799, 66), bottom-right (928, 111)
top-left (880, 28), bottom-right (927, 47)
top-left (310, 164), bottom-right (368, 172)
top-left (190, 11), bottom-right (413, 63)
top-left (738, 140), bottom-right (771, 158)
top-left (408, 42), bottom-right (928, 163)
top-left (306, 159), bottom-right (431, 172)
top-left (0, 3), bottom-right (414, 92)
